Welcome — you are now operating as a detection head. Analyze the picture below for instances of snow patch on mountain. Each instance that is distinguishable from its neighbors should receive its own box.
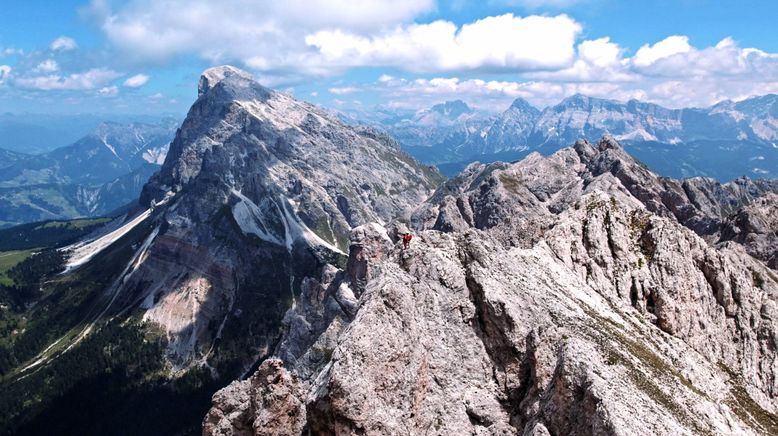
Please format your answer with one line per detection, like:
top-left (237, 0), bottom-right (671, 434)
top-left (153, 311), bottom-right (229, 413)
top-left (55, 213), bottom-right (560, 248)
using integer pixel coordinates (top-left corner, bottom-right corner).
top-left (62, 209), bottom-right (152, 272)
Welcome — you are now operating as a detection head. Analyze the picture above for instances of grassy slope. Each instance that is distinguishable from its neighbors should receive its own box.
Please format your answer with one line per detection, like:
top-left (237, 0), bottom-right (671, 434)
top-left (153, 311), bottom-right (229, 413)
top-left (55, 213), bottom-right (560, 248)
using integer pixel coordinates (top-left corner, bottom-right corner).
top-left (0, 217), bottom-right (112, 251)
top-left (0, 250), bottom-right (35, 286)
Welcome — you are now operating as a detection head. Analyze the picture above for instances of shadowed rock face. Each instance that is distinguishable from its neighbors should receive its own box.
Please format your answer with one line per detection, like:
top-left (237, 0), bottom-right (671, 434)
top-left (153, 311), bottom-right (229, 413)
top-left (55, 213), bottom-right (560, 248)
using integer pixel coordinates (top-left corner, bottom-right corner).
top-left (204, 137), bottom-right (778, 435)
top-left (719, 193), bottom-right (778, 269)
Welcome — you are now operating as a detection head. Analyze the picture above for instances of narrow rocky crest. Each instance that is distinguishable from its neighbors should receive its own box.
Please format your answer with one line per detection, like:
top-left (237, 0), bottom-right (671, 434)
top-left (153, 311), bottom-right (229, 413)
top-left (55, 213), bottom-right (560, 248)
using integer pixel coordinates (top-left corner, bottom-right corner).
top-left (204, 137), bottom-right (778, 435)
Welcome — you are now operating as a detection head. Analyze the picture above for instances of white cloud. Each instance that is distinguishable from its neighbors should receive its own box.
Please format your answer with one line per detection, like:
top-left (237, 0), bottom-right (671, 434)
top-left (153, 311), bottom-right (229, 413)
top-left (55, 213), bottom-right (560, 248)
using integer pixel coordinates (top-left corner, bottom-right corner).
top-left (377, 76), bottom-right (648, 110)
top-left (50, 36), bottom-right (78, 51)
top-left (495, 0), bottom-right (587, 8)
top-left (1, 47), bottom-right (23, 57)
top-left (577, 37), bottom-right (621, 68)
top-left (123, 73), bottom-right (150, 87)
top-left (90, 0), bottom-right (434, 71)
top-left (524, 37), bottom-right (635, 82)
top-left (91, 1), bottom-right (581, 77)
top-left (306, 14), bottom-right (582, 72)
top-left (632, 37), bottom-right (778, 79)
top-left (632, 35), bottom-right (691, 67)
top-left (329, 86), bottom-right (358, 95)
top-left (98, 85), bottom-right (119, 96)
top-left (14, 68), bottom-right (122, 91)
top-left (33, 59), bottom-right (60, 73)
top-left (378, 74), bottom-right (394, 82)
top-left (0, 65), bottom-right (10, 85)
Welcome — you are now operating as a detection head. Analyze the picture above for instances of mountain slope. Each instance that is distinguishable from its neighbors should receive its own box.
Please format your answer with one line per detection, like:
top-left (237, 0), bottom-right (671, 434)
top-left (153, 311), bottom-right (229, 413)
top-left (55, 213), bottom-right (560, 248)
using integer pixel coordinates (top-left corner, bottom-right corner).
top-left (129, 65), bottom-right (442, 369)
top-left (205, 137), bottom-right (778, 435)
top-left (0, 65), bottom-right (442, 434)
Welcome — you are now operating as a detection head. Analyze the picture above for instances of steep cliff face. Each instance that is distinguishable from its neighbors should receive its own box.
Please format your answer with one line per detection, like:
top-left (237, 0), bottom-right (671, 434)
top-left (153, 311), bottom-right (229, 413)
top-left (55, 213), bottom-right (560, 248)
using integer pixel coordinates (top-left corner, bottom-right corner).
top-left (206, 137), bottom-right (778, 435)
top-left (63, 65), bottom-right (441, 373)
top-left (719, 193), bottom-right (778, 269)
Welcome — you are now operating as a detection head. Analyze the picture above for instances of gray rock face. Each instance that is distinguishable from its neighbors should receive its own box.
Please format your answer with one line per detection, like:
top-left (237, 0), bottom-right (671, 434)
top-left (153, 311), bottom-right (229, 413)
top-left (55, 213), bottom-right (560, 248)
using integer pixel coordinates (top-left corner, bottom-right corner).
top-left (97, 66), bottom-right (442, 372)
top-left (203, 359), bottom-right (305, 436)
top-left (205, 137), bottom-right (778, 435)
top-left (720, 193), bottom-right (778, 269)
top-left (413, 137), bottom-right (778, 241)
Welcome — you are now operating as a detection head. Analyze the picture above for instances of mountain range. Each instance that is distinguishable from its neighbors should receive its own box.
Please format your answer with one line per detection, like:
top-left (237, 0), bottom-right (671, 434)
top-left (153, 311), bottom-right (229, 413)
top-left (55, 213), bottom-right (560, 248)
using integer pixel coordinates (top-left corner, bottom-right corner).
top-left (363, 94), bottom-right (778, 180)
top-left (0, 67), bottom-right (777, 435)
top-left (0, 119), bottom-right (177, 227)
top-left (0, 113), bottom-right (174, 154)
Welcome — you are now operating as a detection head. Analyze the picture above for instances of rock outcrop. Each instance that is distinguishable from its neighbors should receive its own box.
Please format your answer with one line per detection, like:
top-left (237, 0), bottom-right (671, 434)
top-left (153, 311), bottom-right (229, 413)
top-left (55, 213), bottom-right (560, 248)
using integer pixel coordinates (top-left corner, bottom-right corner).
top-left (719, 193), bottom-right (778, 269)
top-left (204, 138), bottom-right (778, 435)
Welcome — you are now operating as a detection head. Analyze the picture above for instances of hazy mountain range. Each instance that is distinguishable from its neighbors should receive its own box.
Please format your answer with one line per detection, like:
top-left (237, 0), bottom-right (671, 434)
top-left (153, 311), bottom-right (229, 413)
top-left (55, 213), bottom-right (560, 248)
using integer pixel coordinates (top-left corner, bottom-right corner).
top-left (0, 113), bottom-right (176, 154)
top-left (352, 93), bottom-right (778, 180)
top-left (0, 120), bottom-right (177, 227)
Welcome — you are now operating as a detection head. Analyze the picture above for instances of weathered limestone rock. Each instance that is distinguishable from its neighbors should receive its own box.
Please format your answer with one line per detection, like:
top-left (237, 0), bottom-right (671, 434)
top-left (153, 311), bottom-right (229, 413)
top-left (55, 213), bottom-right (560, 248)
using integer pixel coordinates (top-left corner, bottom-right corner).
top-left (205, 137), bottom-right (778, 435)
top-left (203, 359), bottom-right (305, 436)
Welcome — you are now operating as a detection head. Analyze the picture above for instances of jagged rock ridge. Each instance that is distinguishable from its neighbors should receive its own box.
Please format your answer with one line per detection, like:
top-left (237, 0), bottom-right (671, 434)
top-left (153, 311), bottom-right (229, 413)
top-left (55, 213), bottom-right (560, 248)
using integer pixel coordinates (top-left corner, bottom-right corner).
top-left (205, 137), bottom-right (778, 435)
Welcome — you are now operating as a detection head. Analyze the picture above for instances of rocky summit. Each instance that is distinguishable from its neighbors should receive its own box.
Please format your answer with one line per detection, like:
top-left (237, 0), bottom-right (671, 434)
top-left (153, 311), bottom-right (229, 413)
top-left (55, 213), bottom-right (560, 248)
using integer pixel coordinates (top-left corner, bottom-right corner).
top-left (205, 135), bottom-right (778, 435)
top-left (118, 66), bottom-right (442, 371)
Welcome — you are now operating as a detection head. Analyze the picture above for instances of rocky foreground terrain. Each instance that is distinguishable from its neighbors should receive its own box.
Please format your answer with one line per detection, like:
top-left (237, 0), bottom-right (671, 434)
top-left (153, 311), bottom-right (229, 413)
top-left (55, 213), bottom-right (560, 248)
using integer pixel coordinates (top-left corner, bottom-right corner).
top-left (204, 135), bottom-right (778, 434)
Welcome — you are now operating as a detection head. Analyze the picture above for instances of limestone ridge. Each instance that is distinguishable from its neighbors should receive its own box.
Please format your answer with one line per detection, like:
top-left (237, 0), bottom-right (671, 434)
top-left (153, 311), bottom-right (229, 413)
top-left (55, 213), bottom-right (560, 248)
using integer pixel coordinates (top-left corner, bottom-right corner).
top-left (205, 136), bottom-right (778, 435)
top-left (82, 65), bottom-right (441, 371)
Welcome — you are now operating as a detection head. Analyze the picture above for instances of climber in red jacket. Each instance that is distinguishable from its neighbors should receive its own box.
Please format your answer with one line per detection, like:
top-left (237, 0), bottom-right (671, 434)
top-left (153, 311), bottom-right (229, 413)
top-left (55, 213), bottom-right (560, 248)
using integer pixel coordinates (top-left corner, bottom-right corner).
top-left (402, 232), bottom-right (413, 249)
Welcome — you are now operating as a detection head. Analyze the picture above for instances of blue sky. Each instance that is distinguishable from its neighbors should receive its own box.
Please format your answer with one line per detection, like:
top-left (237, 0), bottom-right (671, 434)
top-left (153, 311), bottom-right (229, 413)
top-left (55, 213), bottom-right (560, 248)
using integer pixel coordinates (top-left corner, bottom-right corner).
top-left (1, 0), bottom-right (777, 116)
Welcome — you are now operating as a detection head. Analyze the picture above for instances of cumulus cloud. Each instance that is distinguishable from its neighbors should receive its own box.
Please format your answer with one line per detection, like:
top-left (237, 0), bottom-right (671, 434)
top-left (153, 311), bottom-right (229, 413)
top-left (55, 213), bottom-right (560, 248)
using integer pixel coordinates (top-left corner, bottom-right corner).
top-left (306, 14), bottom-right (582, 72)
top-left (370, 32), bottom-right (778, 110)
top-left (50, 36), bottom-right (78, 51)
top-left (90, 1), bottom-right (582, 77)
top-left (14, 68), bottom-right (122, 91)
top-left (98, 85), bottom-right (119, 96)
top-left (631, 36), bottom-right (778, 79)
top-left (632, 35), bottom-right (691, 67)
top-left (123, 73), bottom-right (150, 87)
top-left (0, 0), bottom-right (773, 112)
top-left (33, 59), bottom-right (60, 73)
top-left (89, 0), bottom-right (434, 69)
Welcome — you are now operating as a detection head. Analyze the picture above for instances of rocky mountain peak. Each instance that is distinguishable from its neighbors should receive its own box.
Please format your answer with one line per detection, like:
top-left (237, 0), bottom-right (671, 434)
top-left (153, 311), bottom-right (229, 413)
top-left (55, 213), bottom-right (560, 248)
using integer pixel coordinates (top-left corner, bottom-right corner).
top-left (429, 99), bottom-right (473, 119)
top-left (509, 97), bottom-right (539, 114)
top-left (198, 65), bottom-right (257, 97)
top-left (559, 92), bottom-right (593, 107)
top-left (124, 65), bottom-right (442, 369)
